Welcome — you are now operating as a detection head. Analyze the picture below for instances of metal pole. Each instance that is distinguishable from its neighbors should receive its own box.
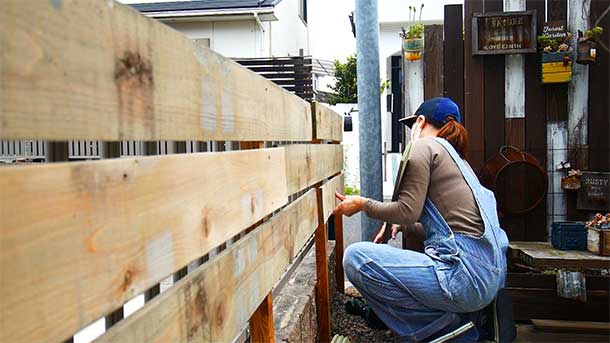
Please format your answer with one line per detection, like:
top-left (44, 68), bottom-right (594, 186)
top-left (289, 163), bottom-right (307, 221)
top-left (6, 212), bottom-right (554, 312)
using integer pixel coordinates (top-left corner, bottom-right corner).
top-left (355, 0), bottom-right (383, 241)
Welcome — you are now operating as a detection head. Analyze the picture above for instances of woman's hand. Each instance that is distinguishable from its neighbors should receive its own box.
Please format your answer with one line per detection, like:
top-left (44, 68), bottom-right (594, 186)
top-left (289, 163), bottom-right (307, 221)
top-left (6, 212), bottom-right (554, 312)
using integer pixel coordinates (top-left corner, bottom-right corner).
top-left (333, 192), bottom-right (366, 217)
top-left (372, 223), bottom-right (403, 243)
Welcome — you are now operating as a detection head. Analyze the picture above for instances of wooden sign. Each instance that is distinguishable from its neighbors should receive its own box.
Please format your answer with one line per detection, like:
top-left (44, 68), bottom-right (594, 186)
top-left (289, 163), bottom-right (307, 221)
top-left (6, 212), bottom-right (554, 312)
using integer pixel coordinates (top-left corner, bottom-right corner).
top-left (577, 172), bottom-right (610, 211)
top-left (472, 10), bottom-right (537, 55)
top-left (543, 21), bottom-right (568, 42)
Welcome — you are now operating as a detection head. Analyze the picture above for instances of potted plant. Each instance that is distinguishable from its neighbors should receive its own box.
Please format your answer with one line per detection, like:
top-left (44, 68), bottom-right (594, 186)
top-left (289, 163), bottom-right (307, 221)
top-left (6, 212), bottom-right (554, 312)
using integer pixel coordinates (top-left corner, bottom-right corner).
top-left (577, 26), bottom-right (604, 64)
top-left (538, 31), bottom-right (574, 84)
top-left (401, 4), bottom-right (424, 62)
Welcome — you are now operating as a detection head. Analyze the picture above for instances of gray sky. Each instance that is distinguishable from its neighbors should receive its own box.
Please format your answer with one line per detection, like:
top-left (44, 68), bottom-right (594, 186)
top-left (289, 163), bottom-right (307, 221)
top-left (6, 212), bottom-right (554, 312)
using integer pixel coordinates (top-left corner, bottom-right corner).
top-left (119, 0), bottom-right (463, 62)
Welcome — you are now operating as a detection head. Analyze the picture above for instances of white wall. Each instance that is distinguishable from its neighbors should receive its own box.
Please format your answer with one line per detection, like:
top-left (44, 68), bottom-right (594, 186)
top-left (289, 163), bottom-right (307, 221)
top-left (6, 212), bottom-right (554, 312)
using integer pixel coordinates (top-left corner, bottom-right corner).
top-left (270, 0), bottom-right (309, 56)
top-left (165, 20), bottom-right (267, 58)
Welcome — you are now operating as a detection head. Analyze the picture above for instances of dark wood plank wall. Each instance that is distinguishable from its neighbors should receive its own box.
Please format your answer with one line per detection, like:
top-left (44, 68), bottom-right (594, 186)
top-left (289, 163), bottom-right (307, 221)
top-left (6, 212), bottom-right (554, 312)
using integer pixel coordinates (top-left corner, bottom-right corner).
top-left (424, 25), bottom-right (444, 99)
top-left (588, 0), bottom-right (610, 173)
top-left (443, 5), bottom-right (464, 113)
top-left (464, 0), bottom-right (486, 172)
top-left (429, 0), bottom-right (609, 241)
top-left (524, 0), bottom-right (548, 241)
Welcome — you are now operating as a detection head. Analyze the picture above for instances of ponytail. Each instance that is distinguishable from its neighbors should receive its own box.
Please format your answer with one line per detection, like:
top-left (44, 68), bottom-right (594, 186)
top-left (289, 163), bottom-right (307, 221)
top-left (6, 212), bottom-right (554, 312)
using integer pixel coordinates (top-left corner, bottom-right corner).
top-left (436, 117), bottom-right (468, 158)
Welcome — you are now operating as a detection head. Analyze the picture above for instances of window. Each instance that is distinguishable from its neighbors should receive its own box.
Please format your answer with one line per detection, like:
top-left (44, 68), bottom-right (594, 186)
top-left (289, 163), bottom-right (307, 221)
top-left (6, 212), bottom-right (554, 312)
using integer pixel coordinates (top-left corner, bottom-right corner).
top-left (193, 38), bottom-right (211, 49)
top-left (299, 0), bottom-right (307, 24)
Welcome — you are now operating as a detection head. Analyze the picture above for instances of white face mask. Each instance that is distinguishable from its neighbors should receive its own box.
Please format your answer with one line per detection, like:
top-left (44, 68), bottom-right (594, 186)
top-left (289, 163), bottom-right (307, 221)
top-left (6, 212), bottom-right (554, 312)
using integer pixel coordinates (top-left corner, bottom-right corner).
top-left (410, 117), bottom-right (423, 143)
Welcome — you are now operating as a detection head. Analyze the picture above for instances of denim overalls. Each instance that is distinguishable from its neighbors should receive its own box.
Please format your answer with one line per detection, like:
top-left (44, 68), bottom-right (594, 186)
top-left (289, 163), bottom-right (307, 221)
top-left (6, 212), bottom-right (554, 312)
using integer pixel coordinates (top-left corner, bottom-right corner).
top-left (343, 137), bottom-right (509, 342)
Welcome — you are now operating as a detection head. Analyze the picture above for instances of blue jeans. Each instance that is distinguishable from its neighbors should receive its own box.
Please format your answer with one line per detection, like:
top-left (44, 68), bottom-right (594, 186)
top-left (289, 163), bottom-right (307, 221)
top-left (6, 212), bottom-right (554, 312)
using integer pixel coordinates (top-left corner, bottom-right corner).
top-left (344, 242), bottom-right (490, 342)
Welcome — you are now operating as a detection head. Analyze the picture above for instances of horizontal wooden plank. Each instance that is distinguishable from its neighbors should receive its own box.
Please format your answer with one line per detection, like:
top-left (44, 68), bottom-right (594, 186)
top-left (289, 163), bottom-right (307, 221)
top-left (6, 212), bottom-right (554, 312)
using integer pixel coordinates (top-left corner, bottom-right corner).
top-left (312, 102), bottom-right (343, 142)
top-left (0, 1), bottom-right (312, 142)
top-left (97, 189), bottom-right (319, 343)
top-left (247, 66), bottom-right (313, 73)
top-left (0, 148), bottom-right (288, 343)
top-left (509, 242), bottom-right (610, 269)
top-left (253, 73), bottom-right (312, 80)
top-left (235, 58), bottom-right (312, 66)
top-left (285, 144), bottom-right (343, 195)
top-left (320, 173), bottom-right (344, 222)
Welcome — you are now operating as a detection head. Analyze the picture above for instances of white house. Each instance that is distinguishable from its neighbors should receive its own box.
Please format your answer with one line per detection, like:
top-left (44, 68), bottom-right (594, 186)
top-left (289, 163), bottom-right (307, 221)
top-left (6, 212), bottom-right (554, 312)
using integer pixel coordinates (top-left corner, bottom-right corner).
top-left (128, 0), bottom-right (310, 58)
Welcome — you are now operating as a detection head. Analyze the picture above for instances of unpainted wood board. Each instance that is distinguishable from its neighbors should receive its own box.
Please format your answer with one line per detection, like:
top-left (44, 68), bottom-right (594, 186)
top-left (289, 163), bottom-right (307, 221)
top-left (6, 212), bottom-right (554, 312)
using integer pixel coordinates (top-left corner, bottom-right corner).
top-left (285, 144), bottom-right (343, 195)
top-left (509, 241), bottom-right (610, 269)
top-left (96, 189), bottom-right (319, 343)
top-left (320, 173), bottom-right (344, 223)
top-left (314, 187), bottom-right (332, 342)
top-left (312, 102), bottom-right (343, 142)
top-left (424, 25), bottom-right (444, 100)
top-left (334, 214), bottom-right (345, 294)
top-left (0, 148), bottom-right (288, 343)
top-left (250, 292), bottom-right (275, 343)
top-left (464, 0), bottom-right (486, 172)
top-left (0, 1), bottom-right (312, 142)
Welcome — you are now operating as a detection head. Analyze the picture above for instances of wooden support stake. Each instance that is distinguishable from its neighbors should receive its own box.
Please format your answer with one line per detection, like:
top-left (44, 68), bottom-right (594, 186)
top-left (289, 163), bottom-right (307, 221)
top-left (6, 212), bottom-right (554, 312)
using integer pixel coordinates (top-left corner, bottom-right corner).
top-left (314, 186), bottom-right (332, 342)
top-left (250, 292), bottom-right (275, 343)
top-left (334, 214), bottom-right (345, 294)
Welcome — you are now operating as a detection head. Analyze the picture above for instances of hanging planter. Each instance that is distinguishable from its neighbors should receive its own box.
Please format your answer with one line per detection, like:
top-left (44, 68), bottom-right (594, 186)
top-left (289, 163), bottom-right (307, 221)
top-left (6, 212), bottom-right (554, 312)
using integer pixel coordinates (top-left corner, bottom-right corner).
top-left (400, 4), bottom-right (424, 62)
top-left (537, 31), bottom-right (574, 84)
top-left (541, 51), bottom-right (573, 84)
top-left (576, 26), bottom-right (604, 64)
top-left (403, 37), bottom-right (424, 61)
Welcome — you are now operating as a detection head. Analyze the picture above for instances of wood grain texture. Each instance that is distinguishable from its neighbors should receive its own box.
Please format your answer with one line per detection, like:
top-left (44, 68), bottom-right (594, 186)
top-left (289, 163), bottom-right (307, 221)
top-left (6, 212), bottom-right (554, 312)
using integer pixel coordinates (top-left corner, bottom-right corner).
top-left (0, 0), bottom-right (312, 142)
top-left (97, 189), bottom-right (319, 343)
top-left (0, 149), bottom-right (288, 343)
top-left (505, 118), bottom-right (526, 150)
top-left (503, 0), bottom-right (526, 119)
top-left (250, 292), bottom-right (274, 343)
top-left (464, 0), bottom-right (486, 172)
top-left (334, 214), bottom-right (345, 294)
top-left (320, 173), bottom-right (344, 223)
top-left (312, 102), bottom-right (343, 142)
top-left (314, 187), bottom-right (331, 343)
top-left (423, 25), bottom-right (444, 100)
top-left (285, 144), bottom-right (343, 195)
top-left (443, 5), bottom-right (464, 113)
top-left (509, 241), bottom-right (610, 269)
top-left (567, 0), bottom-right (591, 169)
top-left (524, 0), bottom-right (548, 242)
top-left (588, 0), bottom-right (610, 172)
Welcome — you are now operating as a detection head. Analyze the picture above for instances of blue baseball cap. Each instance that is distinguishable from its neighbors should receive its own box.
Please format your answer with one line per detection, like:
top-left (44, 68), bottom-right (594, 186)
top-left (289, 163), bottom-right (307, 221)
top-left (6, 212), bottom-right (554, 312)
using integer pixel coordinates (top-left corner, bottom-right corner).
top-left (399, 97), bottom-right (461, 128)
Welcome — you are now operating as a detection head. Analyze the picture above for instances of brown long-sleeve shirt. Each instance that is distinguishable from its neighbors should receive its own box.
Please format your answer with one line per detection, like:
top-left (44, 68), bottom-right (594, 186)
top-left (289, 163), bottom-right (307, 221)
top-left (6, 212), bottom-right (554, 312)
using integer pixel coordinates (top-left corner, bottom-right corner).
top-left (364, 137), bottom-right (484, 237)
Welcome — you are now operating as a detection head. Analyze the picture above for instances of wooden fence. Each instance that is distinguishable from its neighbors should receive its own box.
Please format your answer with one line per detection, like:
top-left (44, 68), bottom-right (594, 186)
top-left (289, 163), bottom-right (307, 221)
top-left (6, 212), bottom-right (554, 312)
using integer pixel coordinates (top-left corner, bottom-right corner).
top-left (0, 1), bottom-right (344, 342)
top-left (400, 0), bottom-right (609, 242)
top-left (234, 56), bottom-right (314, 102)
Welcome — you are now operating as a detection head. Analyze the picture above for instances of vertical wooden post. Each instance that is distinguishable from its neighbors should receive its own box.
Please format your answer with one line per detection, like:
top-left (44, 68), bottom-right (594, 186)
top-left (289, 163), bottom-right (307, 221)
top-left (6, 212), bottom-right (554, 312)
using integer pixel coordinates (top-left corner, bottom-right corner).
top-left (240, 140), bottom-right (276, 342)
top-left (334, 213), bottom-right (345, 294)
top-left (250, 292), bottom-right (275, 343)
top-left (314, 185), bottom-right (332, 342)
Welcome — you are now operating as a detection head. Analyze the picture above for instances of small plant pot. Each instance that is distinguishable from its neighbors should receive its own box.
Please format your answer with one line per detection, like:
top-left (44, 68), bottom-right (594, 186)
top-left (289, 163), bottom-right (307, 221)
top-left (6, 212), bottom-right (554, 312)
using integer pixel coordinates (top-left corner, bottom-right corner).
top-left (576, 39), bottom-right (597, 65)
top-left (541, 51), bottom-right (573, 84)
top-left (561, 175), bottom-right (581, 190)
top-left (403, 37), bottom-right (424, 61)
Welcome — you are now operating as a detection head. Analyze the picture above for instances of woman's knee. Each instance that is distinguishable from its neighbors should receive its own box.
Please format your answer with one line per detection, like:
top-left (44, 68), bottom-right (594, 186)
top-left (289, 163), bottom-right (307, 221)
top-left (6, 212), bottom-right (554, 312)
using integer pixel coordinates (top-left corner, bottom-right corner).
top-left (343, 242), bottom-right (377, 280)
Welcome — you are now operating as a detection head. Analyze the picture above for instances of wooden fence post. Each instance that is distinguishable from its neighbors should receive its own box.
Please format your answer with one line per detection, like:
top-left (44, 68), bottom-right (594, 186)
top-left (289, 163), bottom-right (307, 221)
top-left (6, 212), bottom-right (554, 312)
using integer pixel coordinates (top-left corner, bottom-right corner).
top-left (334, 214), bottom-right (345, 294)
top-left (315, 185), bottom-right (332, 342)
top-left (250, 293), bottom-right (275, 343)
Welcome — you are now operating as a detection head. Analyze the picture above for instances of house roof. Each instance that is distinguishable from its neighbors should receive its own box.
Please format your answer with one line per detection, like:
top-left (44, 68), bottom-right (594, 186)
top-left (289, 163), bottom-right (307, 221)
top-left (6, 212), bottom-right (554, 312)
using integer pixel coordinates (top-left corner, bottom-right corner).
top-left (129, 0), bottom-right (282, 13)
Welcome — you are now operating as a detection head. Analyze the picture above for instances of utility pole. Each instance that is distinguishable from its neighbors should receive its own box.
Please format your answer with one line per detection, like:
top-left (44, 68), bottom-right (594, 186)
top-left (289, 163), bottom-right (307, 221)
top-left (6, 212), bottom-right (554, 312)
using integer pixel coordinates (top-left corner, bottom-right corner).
top-left (355, 0), bottom-right (383, 241)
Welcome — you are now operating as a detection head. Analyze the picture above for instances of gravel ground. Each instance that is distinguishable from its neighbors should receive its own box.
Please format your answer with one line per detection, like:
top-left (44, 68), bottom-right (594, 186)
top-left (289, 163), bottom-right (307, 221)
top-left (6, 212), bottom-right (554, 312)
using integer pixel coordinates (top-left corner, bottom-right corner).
top-left (331, 288), bottom-right (395, 343)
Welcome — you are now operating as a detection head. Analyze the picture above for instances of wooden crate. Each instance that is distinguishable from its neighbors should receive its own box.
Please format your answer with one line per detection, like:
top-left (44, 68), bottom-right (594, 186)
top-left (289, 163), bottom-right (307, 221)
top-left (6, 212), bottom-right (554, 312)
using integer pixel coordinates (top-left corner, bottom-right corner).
top-left (587, 226), bottom-right (610, 256)
top-left (541, 52), bottom-right (573, 84)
